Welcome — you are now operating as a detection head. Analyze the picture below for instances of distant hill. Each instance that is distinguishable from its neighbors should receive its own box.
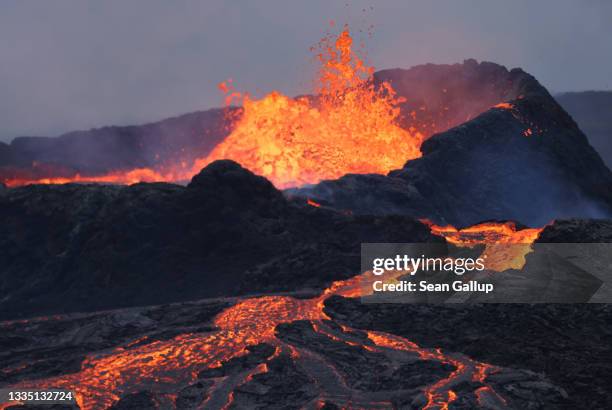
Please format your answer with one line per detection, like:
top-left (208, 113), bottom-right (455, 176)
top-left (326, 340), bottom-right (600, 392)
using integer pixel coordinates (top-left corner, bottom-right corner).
top-left (0, 108), bottom-right (234, 181)
top-left (293, 64), bottom-right (612, 227)
top-left (556, 91), bottom-right (612, 168)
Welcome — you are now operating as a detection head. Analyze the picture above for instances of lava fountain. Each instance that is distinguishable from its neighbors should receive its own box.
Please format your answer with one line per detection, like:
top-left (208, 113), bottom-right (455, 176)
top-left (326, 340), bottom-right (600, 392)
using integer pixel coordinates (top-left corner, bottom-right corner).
top-left (4, 25), bottom-right (425, 190)
top-left (194, 25), bottom-right (425, 188)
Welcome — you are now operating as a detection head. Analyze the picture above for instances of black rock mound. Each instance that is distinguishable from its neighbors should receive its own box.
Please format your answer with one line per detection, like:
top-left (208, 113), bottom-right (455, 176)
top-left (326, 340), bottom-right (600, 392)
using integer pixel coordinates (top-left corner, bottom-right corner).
top-left (324, 296), bottom-right (612, 409)
top-left (295, 62), bottom-right (612, 227)
top-left (0, 160), bottom-right (440, 320)
top-left (375, 59), bottom-right (531, 136)
top-left (537, 218), bottom-right (612, 243)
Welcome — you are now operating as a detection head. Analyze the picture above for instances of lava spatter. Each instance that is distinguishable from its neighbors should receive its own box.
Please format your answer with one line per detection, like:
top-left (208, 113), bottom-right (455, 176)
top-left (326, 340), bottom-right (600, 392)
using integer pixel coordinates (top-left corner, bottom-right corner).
top-left (194, 25), bottom-right (425, 189)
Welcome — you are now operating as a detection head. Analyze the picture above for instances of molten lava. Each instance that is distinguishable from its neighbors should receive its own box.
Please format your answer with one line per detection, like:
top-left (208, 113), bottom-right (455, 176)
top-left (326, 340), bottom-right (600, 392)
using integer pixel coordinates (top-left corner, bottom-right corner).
top-left (0, 221), bottom-right (544, 409)
top-left (3, 25), bottom-right (425, 190)
top-left (3, 168), bottom-right (171, 188)
top-left (193, 26), bottom-right (425, 188)
top-left (426, 221), bottom-right (544, 271)
top-left (1, 273), bottom-right (503, 410)
top-left (427, 221), bottom-right (542, 246)
top-left (307, 198), bottom-right (322, 208)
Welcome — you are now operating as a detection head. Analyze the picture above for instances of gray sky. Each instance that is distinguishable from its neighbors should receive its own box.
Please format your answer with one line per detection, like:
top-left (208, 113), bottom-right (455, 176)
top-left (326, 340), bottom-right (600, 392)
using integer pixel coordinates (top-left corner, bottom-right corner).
top-left (1, 0), bottom-right (611, 142)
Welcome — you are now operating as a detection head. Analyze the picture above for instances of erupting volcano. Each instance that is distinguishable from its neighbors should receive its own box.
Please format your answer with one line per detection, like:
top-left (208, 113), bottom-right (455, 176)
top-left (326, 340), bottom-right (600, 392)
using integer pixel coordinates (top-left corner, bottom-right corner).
top-left (3, 25), bottom-right (427, 189)
top-left (196, 26), bottom-right (425, 188)
top-left (3, 10), bottom-right (612, 408)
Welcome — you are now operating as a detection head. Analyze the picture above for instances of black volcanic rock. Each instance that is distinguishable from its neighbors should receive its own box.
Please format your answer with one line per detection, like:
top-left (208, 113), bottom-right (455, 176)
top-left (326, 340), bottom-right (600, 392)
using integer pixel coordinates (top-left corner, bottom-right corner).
top-left (229, 352), bottom-right (318, 409)
top-left (537, 219), bottom-right (612, 242)
top-left (276, 320), bottom-right (455, 393)
top-left (0, 160), bottom-right (440, 320)
top-left (107, 392), bottom-right (158, 410)
top-left (188, 159), bottom-right (285, 208)
top-left (0, 298), bottom-right (227, 386)
top-left (0, 298), bottom-right (572, 410)
top-left (375, 59), bottom-right (525, 135)
top-left (296, 62), bottom-right (612, 227)
top-left (197, 343), bottom-right (276, 379)
top-left (324, 296), bottom-right (611, 409)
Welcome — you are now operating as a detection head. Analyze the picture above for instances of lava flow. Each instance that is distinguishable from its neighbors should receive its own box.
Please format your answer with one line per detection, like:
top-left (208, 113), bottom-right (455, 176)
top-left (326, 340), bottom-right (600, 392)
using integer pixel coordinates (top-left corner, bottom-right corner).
top-left (426, 221), bottom-right (544, 271)
top-left (3, 168), bottom-right (172, 188)
top-left (1, 260), bottom-right (509, 410)
top-left (0, 220), bottom-right (547, 409)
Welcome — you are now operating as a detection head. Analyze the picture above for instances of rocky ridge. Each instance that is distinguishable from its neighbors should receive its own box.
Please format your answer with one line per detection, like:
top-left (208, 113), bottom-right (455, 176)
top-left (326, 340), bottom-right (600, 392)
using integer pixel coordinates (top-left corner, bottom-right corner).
top-left (293, 62), bottom-right (612, 227)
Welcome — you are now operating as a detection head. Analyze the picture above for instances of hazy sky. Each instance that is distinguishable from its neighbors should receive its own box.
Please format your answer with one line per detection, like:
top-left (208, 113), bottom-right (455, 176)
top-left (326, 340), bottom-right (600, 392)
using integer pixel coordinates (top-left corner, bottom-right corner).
top-left (1, 1), bottom-right (611, 141)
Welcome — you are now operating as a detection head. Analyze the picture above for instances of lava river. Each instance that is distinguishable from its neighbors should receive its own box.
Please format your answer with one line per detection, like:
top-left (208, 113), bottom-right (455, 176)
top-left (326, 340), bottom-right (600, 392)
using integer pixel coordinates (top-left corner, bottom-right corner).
top-left (0, 249), bottom-right (528, 409)
top-left (3, 24), bottom-right (427, 190)
top-left (0, 221), bottom-right (546, 409)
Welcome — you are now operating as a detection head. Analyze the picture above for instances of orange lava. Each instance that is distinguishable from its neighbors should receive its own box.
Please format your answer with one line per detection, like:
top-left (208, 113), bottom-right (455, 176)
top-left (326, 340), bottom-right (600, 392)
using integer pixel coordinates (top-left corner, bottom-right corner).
top-left (426, 221), bottom-right (542, 246)
top-left (1, 271), bottom-right (499, 410)
top-left (192, 25), bottom-right (425, 189)
top-left (0, 221), bottom-right (541, 409)
top-left (493, 102), bottom-right (514, 110)
top-left (3, 25), bottom-right (425, 190)
top-left (307, 198), bottom-right (322, 207)
top-left (426, 220), bottom-right (544, 271)
top-left (3, 168), bottom-right (173, 188)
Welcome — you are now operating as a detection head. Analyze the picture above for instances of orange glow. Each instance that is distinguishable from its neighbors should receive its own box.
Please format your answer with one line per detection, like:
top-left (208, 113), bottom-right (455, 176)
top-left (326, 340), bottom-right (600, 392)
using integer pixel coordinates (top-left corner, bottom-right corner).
top-left (425, 220), bottom-right (544, 271)
top-left (2, 25), bottom-right (523, 190)
top-left (2, 260), bottom-right (506, 409)
top-left (426, 221), bottom-right (542, 246)
top-left (191, 25), bottom-right (425, 189)
top-left (1, 220), bottom-right (542, 409)
top-left (3, 168), bottom-right (172, 188)
top-left (307, 198), bottom-right (322, 207)
top-left (493, 102), bottom-right (513, 110)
